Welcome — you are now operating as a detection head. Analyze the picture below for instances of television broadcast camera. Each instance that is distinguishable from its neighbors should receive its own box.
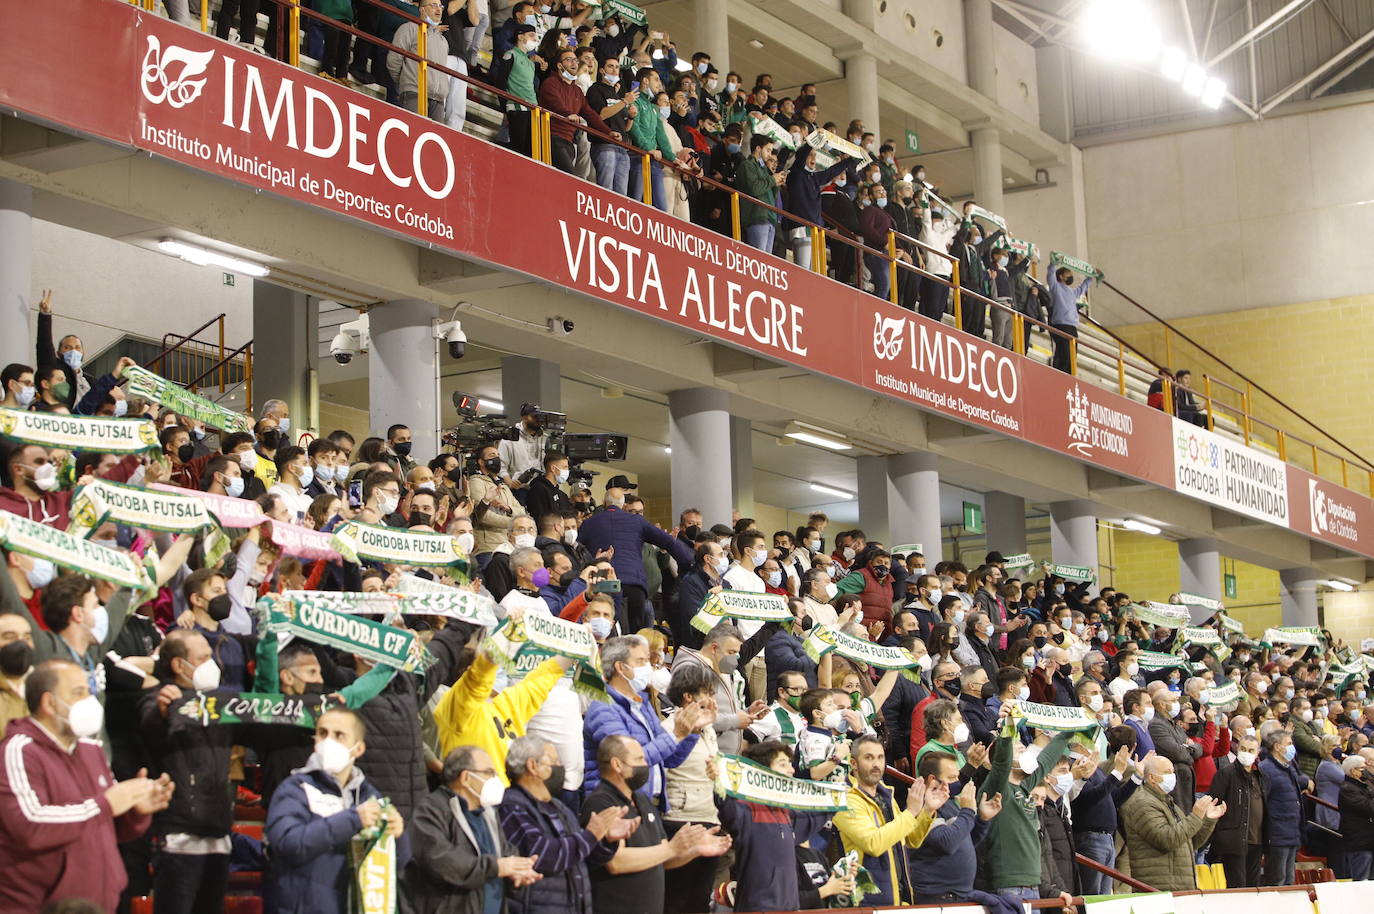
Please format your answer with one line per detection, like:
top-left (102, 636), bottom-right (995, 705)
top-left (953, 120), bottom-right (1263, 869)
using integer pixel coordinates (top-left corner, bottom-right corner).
top-left (440, 393), bottom-right (629, 481)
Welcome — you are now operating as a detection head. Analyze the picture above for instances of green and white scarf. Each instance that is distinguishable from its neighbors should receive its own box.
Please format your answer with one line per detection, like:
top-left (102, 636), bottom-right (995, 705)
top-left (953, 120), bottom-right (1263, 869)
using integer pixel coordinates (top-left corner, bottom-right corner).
top-left (331, 521), bottom-right (467, 568)
top-left (714, 753), bottom-right (849, 812)
top-left (690, 590), bottom-right (792, 634)
top-left (1133, 601), bottom-right (1191, 630)
top-left (484, 614), bottom-right (606, 700)
top-left (1203, 681), bottom-right (1240, 711)
top-left (1042, 562), bottom-right (1095, 583)
top-left (1181, 626), bottom-right (1223, 648)
top-left (803, 624), bottom-right (916, 670)
top-left (1177, 592), bottom-right (1224, 613)
top-left (0, 406), bottom-right (160, 454)
top-left (1135, 649), bottom-right (1187, 672)
top-left (965, 204), bottom-right (1007, 231)
top-left (69, 479), bottom-right (228, 564)
top-left (829, 850), bottom-right (878, 907)
top-left (1050, 251), bottom-right (1104, 280)
top-left (167, 690), bottom-right (340, 731)
top-left (258, 595), bottom-right (434, 672)
top-left (122, 365), bottom-right (253, 433)
top-left (1263, 627), bottom-right (1322, 648)
top-left (1008, 699), bottom-right (1100, 733)
top-left (1216, 613), bottom-right (1246, 636)
top-left (349, 797), bottom-right (399, 914)
top-left (1001, 553), bottom-right (1035, 569)
top-left (0, 509), bottom-right (151, 590)
top-left (278, 589), bottom-right (499, 628)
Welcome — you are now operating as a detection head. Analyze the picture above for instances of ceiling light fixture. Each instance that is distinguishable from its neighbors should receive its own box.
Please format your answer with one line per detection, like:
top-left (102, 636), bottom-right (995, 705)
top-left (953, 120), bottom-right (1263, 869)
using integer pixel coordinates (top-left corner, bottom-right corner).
top-left (663, 446), bottom-right (672, 454)
top-left (1080, 0), bottom-right (1161, 63)
top-left (784, 421), bottom-right (852, 451)
top-left (1181, 63), bottom-right (1207, 97)
top-left (748, 38), bottom-right (764, 49)
top-left (809, 482), bottom-right (854, 500)
top-left (478, 399), bottom-right (504, 412)
top-left (158, 239), bottom-right (270, 277)
top-left (1326, 579), bottom-right (1355, 592)
top-left (1159, 46), bottom-right (1187, 81)
top-left (1121, 518), bottom-right (1162, 535)
top-left (1200, 77), bottom-right (1227, 109)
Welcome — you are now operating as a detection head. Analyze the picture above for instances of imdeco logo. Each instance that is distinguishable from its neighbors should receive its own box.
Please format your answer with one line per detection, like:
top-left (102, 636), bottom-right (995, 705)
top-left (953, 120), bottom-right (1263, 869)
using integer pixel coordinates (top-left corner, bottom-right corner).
top-left (140, 35), bottom-right (215, 108)
top-left (872, 313), bottom-right (905, 361)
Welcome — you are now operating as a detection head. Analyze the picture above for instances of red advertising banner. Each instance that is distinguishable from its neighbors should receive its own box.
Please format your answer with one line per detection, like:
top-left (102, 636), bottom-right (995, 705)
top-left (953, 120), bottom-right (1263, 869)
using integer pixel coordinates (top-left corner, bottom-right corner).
top-left (1288, 466), bottom-right (1371, 553)
top-left (3, 0), bottom-right (1372, 560)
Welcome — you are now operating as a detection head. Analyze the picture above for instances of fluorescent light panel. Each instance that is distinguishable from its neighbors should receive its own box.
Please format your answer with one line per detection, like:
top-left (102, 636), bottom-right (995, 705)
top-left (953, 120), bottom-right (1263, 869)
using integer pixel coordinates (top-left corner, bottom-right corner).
top-left (809, 482), bottom-right (854, 500)
top-left (158, 239), bottom-right (269, 277)
top-left (1326, 579), bottom-right (1354, 591)
top-left (1121, 518), bottom-right (1162, 535)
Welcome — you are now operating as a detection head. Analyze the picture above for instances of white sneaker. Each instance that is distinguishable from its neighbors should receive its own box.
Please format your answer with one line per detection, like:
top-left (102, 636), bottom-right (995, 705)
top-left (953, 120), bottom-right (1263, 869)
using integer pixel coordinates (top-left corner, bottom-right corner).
top-left (227, 26), bottom-right (240, 43)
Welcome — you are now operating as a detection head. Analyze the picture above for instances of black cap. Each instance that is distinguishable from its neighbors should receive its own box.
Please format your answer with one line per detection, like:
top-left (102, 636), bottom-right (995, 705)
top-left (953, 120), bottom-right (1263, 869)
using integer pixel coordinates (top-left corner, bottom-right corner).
top-left (514, 23), bottom-right (536, 36)
top-left (606, 474), bottom-right (637, 490)
top-left (986, 551), bottom-right (1006, 564)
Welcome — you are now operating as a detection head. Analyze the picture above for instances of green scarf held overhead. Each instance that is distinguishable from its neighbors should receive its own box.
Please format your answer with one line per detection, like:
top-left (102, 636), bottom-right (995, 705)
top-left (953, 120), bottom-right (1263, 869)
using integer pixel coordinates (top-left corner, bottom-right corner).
top-left (122, 365), bottom-right (253, 433)
top-left (714, 754), bottom-right (849, 812)
top-left (690, 590), bottom-right (792, 634)
top-left (483, 613), bottom-right (607, 701)
top-left (256, 595), bottom-right (435, 673)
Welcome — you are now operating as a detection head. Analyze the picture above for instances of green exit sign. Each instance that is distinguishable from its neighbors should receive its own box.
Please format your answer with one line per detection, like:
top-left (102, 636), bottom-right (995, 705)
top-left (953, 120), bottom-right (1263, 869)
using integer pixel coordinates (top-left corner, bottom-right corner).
top-left (1224, 573), bottom-right (1237, 599)
top-left (905, 129), bottom-right (920, 154)
top-left (963, 501), bottom-right (984, 534)
top-left (222, 272), bottom-right (236, 286)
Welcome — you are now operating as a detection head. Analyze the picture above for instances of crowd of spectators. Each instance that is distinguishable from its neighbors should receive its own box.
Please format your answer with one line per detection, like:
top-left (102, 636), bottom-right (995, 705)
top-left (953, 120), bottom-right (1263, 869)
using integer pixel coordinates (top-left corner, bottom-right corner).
top-left (159, 0), bottom-right (1097, 365)
top-left (3, 296), bottom-right (1374, 914)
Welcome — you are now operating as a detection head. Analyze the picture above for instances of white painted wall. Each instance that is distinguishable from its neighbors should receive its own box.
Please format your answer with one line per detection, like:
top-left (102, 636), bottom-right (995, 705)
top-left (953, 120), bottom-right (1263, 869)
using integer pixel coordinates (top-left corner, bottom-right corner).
top-left (31, 220), bottom-right (253, 358)
top-left (993, 21), bottom-right (1039, 125)
top-left (1080, 98), bottom-right (1374, 325)
top-left (1002, 146), bottom-right (1089, 270)
top-left (873, 0), bottom-right (967, 84)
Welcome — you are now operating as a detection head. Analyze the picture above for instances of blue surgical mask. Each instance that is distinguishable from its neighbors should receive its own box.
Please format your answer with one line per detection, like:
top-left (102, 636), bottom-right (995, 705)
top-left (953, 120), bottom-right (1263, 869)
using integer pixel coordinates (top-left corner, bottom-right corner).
top-left (726, 142), bottom-right (741, 155)
top-left (297, 465), bottom-right (313, 488)
top-left (112, 399), bottom-right (128, 418)
top-left (63, 350), bottom-right (84, 372)
top-left (225, 476), bottom-right (245, 498)
top-left (1158, 772), bottom-right (1177, 795)
top-left (16, 386), bottom-right (35, 407)
top-left (1284, 743), bottom-right (1297, 762)
top-left (766, 571), bottom-right (782, 588)
top-left (25, 557), bottom-right (56, 590)
top-left (278, 417), bottom-right (291, 434)
top-left (588, 617), bottom-right (613, 639)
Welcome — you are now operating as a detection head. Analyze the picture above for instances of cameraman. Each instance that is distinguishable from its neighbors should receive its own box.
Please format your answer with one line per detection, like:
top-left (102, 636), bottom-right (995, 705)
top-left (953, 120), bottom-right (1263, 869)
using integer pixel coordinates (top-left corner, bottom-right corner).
top-left (468, 444), bottom-right (517, 570)
top-left (497, 405), bottom-right (551, 500)
top-left (524, 450), bottom-right (575, 523)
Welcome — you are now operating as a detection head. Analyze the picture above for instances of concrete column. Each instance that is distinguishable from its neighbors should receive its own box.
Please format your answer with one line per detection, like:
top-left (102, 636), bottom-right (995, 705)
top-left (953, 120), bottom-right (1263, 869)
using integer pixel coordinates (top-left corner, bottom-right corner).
top-left (1279, 568), bottom-right (1320, 627)
top-left (970, 125), bottom-right (1005, 213)
top-left (668, 388), bottom-right (733, 527)
top-left (729, 416), bottom-right (754, 519)
top-left (1035, 45), bottom-right (1073, 144)
top-left (500, 356), bottom-right (560, 413)
top-left (694, 0), bottom-right (729, 80)
top-left (856, 455), bottom-right (893, 546)
top-left (369, 298), bottom-right (439, 459)
top-left (963, 0), bottom-right (998, 100)
top-left (984, 492), bottom-right (1027, 556)
top-left (0, 179), bottom-right (33, 370)
top-left (252, 282), bottom-right (316, 432)
top-left (1049, 499), bottom-right (1098, 572)
top-left (1178, 538), bottom-right (1223, 604)
top-left (841, 0), bottom-right (876, 29)
top-left (844, 51), bottom-right (881, 143)
top-left (889, 452), bottom-right (943, 564)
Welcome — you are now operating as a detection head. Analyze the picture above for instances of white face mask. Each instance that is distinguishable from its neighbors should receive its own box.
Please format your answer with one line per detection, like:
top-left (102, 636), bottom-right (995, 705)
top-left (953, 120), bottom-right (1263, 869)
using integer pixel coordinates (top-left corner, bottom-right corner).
top-left (316, 737), bottom-right (354, 776)
top-left (766, 571), bottom-right (782, 588)
top-left (714, 556), bottom-right (730, 576)
top-left (563, 528), bottom-right (578, 545)
top-left (650, 666), bottom-right (672, 693)
top-left (112, 399), bottom-right (129, 418)
top-left (982, 623), bottom-right (995, 637)
top-left (808, 539), bottom-right (821, 552)
top-left (927, 588), bottom-right (943, 603)
top-left (89, 605), bottom-right (109, 644)
top-left (1126, 663), bottom-right (1140, 677)
top-left (25, 557), bottom-right (56, 590)
top-left (474, 772), bottom-right (506, 808)
top-left (1142, 705), bottom-right (1156, 722)
top-left (823, 582), bottom-right (838, 600)
top-left (822, 709), bottom-right (849, 733)
top-left (627, 663), bottom-right (653, 692)
top-left (575, 72), bottom-right (594, 90)
top-left (380, 494), bottom-right (400, 516)
top-left (456, 532), bottom-right (475, 555)
top-left (1158, 772), bottom-right (1177, 795)
top-left (1301, 709), bottom-right (1313, 722)
top-left (750, 547), bottom-right (768, 568)
top-left (1053, 772), bottom-right (1075, 796)
top-left (952, 722), bottom-right (970, 743)
top-left (513, 533), bottom-right (537, 549)
top-left (1235, 751), bottom-right (1257, 768)
top-left (1087, 694), bottom-right (1103, 712)
top-left (1018, 685), bottom-right (1031, 701)
top-left (606, 23), bottom-right (620, 37)
top-left (239, 449), bottom-right (259, 473)
top-left (841, 546), bottom-right (856, 561)
top-left (32, 462), bottom-right (59, 492)
top-left (1018, 747), bottom-right (1041, 774)
top-left (917, 654), bottom-right (934, 673)
top-left (62, 694), bottom-right (105, 738)
top-left (191, 659), bottom-right (221, 692)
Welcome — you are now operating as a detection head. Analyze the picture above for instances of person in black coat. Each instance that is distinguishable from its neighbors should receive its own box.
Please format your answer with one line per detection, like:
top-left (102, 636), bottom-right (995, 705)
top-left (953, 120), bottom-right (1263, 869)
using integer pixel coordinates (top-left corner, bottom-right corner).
top-left (1337, 754), bottom-right (1374, 880)
top-left (672, 540), bottom-right (728, 650)
top-left (524, 451), bottom-right (575, 526)
top-left (1207, 733), bottom-right (1266, 887)
top-left (821, 181), bottom-right (862, 288)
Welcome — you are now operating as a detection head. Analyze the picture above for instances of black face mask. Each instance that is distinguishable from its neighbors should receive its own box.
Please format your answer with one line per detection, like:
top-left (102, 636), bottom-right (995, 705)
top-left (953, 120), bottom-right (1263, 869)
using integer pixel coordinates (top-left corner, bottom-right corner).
top-left (558, 569), bottom-right (579, 588)
top-left (446, 467), bottom-right (463, 484)
top-left (207, 593), bottom-right (233, 622)
top-left (393, 441), bottom-right (413, 457)
top-left (873, 565), bottom-right (890, 579)
top-left (797, 615), bottom-right (814, 632)
top-left (260, 429), bottom-right (285, 451)
top-left (483, 457), bottom-right (502, 475)
top-left (625, 764), bottom-right (650, 792)
top-left (1033, 636), bottom-right (1048, 649)
top-left (684, 525), bottom-right (702, 540)
top-left (0, 640), bottom-right (34, 678)
top-left (299, 680), bottom-right (326, 695)
top-left (176, 443), bottom-right (196, 463)
top-left (409, 511), bottom-right (433, 528)
top-left (545, 764), bottom-right (566, 793)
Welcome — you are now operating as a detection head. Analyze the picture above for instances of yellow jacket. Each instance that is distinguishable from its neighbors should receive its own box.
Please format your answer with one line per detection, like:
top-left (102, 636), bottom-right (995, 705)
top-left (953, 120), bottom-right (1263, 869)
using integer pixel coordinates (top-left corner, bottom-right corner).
top-left (833, 779), bottom-right (934, 904)
top-left (433, 651), bottom-right (565, 783)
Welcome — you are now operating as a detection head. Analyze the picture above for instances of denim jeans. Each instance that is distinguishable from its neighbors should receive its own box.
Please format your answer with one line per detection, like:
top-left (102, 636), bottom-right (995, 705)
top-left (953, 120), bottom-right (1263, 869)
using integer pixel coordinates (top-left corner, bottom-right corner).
top-left (458, 12), bottom-right (489, 67)
top-left (592, 143), bottom-right (631, 196)
top-left (865, 252), bottom-right (890, 300)
top-left (627, 157), bottom-right (666, 210)
top-left (744, 221), bottom-right (776, 256)
top-left (1076, 831), bottom-right (1116, 896)
top-left (1346, 849), bottom-right (1372, 880)
top-left (995, 886), bottom-right (1040, 902)
top-left (1264, 844), bottom-right (1297, 885)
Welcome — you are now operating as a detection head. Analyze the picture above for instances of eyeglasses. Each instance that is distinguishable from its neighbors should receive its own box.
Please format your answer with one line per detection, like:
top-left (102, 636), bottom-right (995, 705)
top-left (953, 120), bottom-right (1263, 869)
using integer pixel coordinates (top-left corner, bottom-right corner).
top-left (782, 686), bottom-right (806, 696)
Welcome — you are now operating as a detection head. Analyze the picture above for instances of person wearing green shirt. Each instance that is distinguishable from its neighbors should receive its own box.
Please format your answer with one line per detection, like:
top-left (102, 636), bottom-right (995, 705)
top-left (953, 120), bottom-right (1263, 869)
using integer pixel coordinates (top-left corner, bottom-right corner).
top-left (737, 136), bottom-right (781, 255)
top-left (978, 707), bottom-right (1073, 901)
top-left (627, 67), bottom-right (675, 211)
top-left (500, 25), bottom-right (538, 157)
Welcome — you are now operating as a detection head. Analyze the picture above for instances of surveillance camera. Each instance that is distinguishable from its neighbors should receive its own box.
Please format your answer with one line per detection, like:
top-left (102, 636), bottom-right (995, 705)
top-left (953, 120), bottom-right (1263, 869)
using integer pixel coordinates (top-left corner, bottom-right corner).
top-left (330, 327), bottom-right (363, 365)
top-left (547, 317), bottom-right (574, 337)
top-left (441, 321), bottom-right (467, 360)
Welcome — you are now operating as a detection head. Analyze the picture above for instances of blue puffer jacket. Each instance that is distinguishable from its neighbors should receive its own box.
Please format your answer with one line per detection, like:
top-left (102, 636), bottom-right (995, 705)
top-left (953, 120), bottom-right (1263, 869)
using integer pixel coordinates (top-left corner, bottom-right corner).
top-left (576, 506), bottom-right (694, 590)
top-left (1259, 755), bottom-right (1306, 846)
top-left (764, 629), bottom-right (817, 699)
top-left (582, 686), bottom-right (698, 807)
top-left (264, 759), bottom-right (412, 914)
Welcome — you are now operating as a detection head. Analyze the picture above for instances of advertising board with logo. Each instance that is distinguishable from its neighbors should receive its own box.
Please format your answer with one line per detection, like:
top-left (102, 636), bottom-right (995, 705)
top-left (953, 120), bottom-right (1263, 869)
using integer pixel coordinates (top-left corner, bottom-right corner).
top-left (1288, 467), bottom-right (1368, 550)
top-left (1171, 418), bottom-right (1289, 526)
top-left (1019, 363), bottom-right (1175, 488)
top-left (5, 0), bottom-right (1374, 560)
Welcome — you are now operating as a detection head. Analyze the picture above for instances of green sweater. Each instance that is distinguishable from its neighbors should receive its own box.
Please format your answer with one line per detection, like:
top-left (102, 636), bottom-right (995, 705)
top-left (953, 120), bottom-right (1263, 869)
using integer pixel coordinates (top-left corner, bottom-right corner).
top-left (978, 721), bottom-right (1073, 889)
top-left (503, 49), bottom-right (536, 109)
top-left (736, 155), bottom-right (778, 227)
top-left (627, 94), bottom-right (674, 158)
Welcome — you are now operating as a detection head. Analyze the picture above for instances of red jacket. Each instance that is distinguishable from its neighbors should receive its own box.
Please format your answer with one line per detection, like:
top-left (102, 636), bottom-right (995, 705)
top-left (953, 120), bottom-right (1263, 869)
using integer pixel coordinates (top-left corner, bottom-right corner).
top-left (0, 453), bottom-right (142, 531)
top-left (535, 75), bottom-right (610, 142)
top-left (909, 692), bottom-right (937, 760)
top-left (0, 717), bottom-right (151, 912)
top-left (1191, 720), bottom-right (1231, 793)
top-left (855, 566), bottom-right (894, 639)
